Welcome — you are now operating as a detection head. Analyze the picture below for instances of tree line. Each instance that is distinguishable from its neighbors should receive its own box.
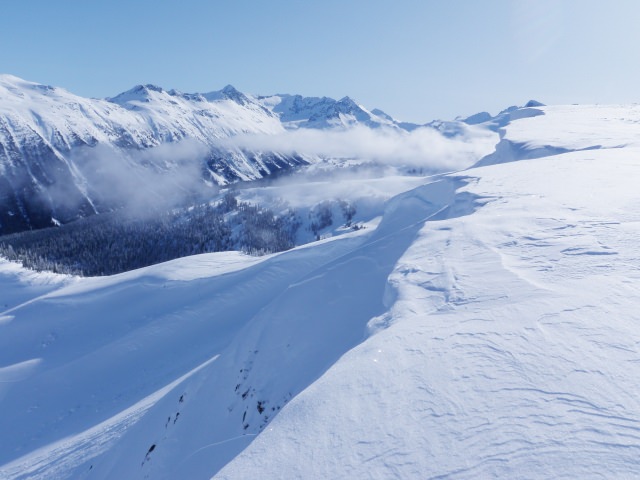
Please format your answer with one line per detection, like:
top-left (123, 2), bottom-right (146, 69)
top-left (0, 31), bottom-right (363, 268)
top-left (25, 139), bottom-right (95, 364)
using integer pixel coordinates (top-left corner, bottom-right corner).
top-left (0, 193), bottom-right (301, 276)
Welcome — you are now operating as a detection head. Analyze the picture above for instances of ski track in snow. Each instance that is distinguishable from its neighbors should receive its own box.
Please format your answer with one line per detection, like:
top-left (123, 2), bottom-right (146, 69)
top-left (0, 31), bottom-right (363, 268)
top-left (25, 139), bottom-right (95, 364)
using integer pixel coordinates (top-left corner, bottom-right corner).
top-left (0, 354), bottom-right (219, 480)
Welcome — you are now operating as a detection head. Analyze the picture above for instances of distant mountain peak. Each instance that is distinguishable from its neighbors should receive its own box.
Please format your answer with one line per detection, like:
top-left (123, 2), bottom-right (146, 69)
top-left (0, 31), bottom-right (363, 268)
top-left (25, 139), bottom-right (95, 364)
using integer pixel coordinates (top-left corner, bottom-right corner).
top-left (337, 96), bottom-right (358, 106)
top-left (524, 99), bottom-right (545, 108)
top-left (108, 83), bottom-right (167, 104)
top-left (259, 93), bottom-right (404, 130)
top-left (140, 83), bottom-right (164, 93)
top-left (0, 74), bottom-right (58, 96)
top-left (200, 84), bottom-right (251, 106)
top-left (221, 84), bottom-right (240, 94)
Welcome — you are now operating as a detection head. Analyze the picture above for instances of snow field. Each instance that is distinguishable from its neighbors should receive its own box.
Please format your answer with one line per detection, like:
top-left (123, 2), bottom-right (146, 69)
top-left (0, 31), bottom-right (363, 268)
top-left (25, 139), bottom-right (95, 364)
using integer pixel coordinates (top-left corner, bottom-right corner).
top-left (216, 149), bottom-right (640, 479)
top-left (2, 103), bottom-right (640, 479)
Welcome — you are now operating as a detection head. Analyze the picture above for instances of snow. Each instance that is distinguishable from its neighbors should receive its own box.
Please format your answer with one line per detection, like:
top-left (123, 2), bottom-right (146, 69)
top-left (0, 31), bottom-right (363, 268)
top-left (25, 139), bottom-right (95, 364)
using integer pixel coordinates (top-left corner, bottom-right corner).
top-left (478, 104), bottom-right (640, 166)
top-left (2, 74), bottom-right (469, 235)
top-left (504, 104), bottom-right (640, 151)
top-left (215, 146), bottom-right (640, 480)
top-left (0, 354), bottom-right (219, 480)
top-left (0, 258), bottom-right (74, 311)
top-left (255, 93), bottom-right (399, 130)
top-left (0, 74), bottom-right (302, 218)
top-left (2, 102), bottom-right (640, 479)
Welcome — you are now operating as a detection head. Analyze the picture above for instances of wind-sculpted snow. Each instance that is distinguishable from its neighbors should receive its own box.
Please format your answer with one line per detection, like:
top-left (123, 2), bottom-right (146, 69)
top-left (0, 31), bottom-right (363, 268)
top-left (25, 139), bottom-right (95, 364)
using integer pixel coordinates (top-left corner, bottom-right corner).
top-left (2, 102), bottom-right (640, 479)
top-left (476, 104), bottom-right (640, 166)
top-left (215, 150), bottom-right (640, 479)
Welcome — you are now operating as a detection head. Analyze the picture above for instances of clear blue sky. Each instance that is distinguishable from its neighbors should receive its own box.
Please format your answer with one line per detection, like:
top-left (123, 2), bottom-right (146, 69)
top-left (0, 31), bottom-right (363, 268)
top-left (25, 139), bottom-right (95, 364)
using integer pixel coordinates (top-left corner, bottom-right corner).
top-left (2, 0), bottom-right (640, 123)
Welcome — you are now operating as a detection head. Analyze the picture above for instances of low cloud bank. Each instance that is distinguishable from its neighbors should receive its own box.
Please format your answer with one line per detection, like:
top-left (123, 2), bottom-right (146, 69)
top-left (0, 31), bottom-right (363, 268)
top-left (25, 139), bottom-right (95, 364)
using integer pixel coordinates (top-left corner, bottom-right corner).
top-left (61, 124), bottom-right (496, 220)
top-left (70, 139), bottom-right (210, 217)
top-left (219, 124), bottom-right (497, 172)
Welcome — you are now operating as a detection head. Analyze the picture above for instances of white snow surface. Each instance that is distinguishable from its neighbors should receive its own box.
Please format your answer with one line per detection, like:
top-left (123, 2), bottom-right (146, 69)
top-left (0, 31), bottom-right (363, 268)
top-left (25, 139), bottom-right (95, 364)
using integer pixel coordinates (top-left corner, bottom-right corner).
top-left (0, 74), bottom-right (284, 148)
top-left (479, 103), bottom-right (640, 166)
top-left (2, 104), bottom-right (640, 479)
top-left (216, 148), bottom-right (640, 479)
top-left (504, 104), bottom-right (640, 150)
top-left (0, 74), bottom-right (291, 186)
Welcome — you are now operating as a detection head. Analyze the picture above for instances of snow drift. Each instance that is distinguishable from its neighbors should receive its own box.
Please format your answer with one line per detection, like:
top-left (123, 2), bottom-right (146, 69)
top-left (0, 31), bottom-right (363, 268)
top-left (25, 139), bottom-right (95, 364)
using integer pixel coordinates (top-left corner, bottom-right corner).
top-left (2, 102), bottom-right (640, 479)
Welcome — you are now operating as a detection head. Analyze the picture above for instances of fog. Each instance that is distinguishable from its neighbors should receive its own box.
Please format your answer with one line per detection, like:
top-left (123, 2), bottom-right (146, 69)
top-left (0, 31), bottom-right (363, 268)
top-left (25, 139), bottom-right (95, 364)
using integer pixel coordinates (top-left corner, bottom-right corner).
top-left (219, 124), bottom-right (497, 172)
top-left (60, 124), bottom-right (496, 220)
top-left (225, 124), bottom-right (498, 223)
top-left (70, 139), bottom-right (211, 218)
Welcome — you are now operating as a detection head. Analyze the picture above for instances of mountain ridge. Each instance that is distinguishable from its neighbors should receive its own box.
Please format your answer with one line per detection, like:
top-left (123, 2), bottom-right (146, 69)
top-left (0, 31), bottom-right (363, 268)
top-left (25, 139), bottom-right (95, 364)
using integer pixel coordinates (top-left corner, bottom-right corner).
top-left (0, 73), bottom-right (547, 238)
top-left (1, 75), bottom-right (389, 235)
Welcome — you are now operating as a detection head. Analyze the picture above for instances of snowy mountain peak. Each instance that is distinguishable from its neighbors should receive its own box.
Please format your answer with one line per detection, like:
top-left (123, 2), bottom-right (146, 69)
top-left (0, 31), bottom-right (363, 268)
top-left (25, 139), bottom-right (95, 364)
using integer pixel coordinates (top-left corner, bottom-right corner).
top-left (0, 74), bottom-right (63, 102)
top-left (107, 84), bottom-right (164, 105)
top-left (201, 84), bottom-right (252, 106)
top-left (0, 73), bottom-right (22, 82)
top-left (336, 95), bottom-right (358, 108)
top-left (140, 83), bottom-right (164, 93)
top-left (108, 83), bottom-right (257, 107)
top-left (258, 93), bottom-right (400, 130)
top-left (221, 84), bottom-right (243, 98)
top-left (524, 99), bottom-right (545, 108)
top-left (0, 74), bottom-right (54, 91)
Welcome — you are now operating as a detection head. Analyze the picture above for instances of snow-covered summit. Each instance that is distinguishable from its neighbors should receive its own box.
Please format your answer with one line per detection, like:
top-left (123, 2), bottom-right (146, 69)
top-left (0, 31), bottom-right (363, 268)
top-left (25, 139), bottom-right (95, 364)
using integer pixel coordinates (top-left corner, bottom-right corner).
top-left (256, 93), bottom-right (400, 129)
top-left (106, 83), bottom-right (167, 104)
top-left (203, 85), bottom-right (253, 105)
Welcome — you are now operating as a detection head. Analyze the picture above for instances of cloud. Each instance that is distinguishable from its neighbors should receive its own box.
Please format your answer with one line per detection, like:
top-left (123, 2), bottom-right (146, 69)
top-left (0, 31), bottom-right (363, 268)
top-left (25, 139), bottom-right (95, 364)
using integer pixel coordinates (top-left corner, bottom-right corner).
top-left (217, 124), bottom-right (497, 172)
top-left (60, 124), bottom-right (496, 221)
top-left (69, 139), bottom-right (210, 217)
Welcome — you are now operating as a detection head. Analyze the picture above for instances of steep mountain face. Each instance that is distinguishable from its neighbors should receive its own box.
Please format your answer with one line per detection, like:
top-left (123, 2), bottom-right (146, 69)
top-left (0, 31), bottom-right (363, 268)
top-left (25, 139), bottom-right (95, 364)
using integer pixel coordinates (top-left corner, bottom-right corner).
top-left (256, 93), bottom-right (402, 129)
top-left (0, 75), bottom-right (303, 234)
top-left (2, 76), bottom-right (413, 235)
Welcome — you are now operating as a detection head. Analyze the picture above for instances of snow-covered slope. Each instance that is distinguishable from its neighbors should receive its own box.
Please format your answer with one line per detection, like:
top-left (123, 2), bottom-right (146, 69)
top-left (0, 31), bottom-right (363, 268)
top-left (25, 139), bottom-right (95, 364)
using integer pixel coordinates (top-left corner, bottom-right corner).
top-left (0, 74), bottom-right (311, 234)
top-left (2, 103), bottom-right (639, 479)
top-left (257, 93), bottom-right (401, 130)
top-left (476, 103), bottom-right (640, 166)
top-left (3, 75), bottom-right (419, 235)
top-left (216, 147), bottom-right (640, 479)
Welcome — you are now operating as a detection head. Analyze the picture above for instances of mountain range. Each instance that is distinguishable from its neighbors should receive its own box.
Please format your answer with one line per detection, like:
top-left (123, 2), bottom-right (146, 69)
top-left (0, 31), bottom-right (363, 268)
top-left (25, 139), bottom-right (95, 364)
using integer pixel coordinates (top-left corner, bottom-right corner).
top-left (0, 75), bottom-right (411, 235)
top-left (2, 75), bottom-right (639, 479)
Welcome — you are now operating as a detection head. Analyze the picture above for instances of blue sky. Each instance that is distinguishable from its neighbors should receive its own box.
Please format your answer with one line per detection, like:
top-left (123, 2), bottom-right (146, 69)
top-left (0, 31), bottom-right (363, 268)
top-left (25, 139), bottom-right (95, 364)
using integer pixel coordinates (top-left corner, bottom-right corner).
top-left (2, 0), bottom-right (640, 122)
